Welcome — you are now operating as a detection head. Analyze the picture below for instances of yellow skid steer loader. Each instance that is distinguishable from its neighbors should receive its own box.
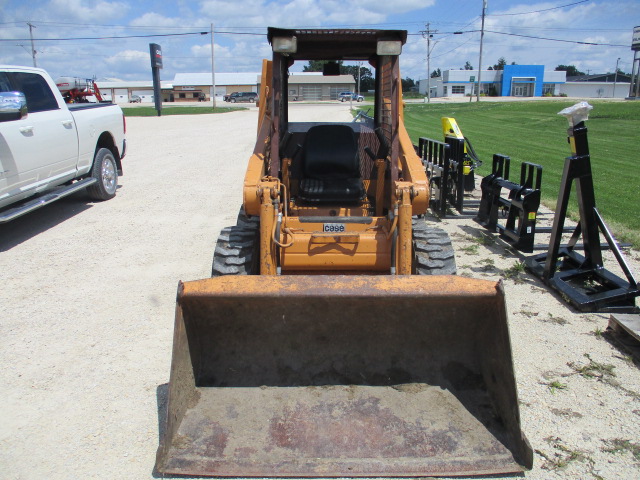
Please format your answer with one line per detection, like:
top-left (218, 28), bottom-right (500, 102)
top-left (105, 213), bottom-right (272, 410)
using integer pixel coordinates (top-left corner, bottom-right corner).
top-left (155, 28), bottom-right (532, 477)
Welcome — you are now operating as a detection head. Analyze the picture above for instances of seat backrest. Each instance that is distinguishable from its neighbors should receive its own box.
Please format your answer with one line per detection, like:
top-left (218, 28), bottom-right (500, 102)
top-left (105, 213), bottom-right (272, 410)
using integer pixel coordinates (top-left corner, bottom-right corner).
top-left (302, 125), bottom-right (359, 180)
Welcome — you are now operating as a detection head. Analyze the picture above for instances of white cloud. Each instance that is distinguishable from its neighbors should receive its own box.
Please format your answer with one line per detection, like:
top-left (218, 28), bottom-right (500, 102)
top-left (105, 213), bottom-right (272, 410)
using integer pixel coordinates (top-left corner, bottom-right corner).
top-left (49, 0), bottom-right (130, 22)
top-left (103, 49), bottom-right (151, 77)
top-left (129, 12), bottom-right (187, 28)
top-left (105, 49), bottom-right (149, 63)
top-left (352, 0), bottom-right (435, 15)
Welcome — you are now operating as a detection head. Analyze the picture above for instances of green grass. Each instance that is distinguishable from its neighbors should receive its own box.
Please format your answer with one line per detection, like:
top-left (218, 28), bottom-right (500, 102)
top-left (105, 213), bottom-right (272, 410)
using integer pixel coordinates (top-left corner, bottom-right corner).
top-left (121, 106), bottom-right (245, 116)
top-left (404, 100), bottom-right (640, 248)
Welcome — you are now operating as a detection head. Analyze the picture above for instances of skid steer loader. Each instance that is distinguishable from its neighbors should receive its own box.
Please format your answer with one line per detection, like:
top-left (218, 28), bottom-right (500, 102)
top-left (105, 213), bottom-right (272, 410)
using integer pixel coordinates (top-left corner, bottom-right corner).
top-left (155, 28), bottom-right (532, 477)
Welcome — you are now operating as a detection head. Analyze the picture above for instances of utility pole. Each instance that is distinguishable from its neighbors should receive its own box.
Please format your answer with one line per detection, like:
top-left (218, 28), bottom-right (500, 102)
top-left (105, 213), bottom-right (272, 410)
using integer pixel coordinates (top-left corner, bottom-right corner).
top-left (612, 57), bottom-right (620, 98)
top-left (357, 62), bottom-right (362, 96)
top-left (476, 0), bottom-right (487, 102)
top-left (27, 22), bottom-right (37, 67)
top-left (422, 23), bottom-right (437, 103)
top-left (211, 23), bottom-right (216, 108)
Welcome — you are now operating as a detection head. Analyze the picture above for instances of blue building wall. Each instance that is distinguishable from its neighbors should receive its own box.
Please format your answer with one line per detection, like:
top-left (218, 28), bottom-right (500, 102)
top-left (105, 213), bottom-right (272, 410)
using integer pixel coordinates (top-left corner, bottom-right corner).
top-left (501, 65), bottom-right (545, 97)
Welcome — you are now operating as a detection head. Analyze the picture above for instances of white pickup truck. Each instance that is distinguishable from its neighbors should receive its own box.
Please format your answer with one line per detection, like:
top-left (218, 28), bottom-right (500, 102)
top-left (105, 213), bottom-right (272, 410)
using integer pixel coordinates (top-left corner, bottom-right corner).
top-left (0, 65), bottom-right (126, 223)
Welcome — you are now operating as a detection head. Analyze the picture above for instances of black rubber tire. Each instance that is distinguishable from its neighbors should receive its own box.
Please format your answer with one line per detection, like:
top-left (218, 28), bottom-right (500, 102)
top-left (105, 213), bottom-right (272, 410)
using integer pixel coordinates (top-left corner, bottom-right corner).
top-left (412, 218), bottom-right (457, 275)
top-left (87, 148), bottom-right (118, 201)
top-left (211, 209), bottom-right (259, 277)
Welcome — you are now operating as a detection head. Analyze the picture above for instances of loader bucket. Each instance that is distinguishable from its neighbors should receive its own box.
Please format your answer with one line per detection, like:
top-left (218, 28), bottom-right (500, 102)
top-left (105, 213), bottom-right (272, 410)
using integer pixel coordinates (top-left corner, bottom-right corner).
top-left (155, 275), bottom-right (532, 477)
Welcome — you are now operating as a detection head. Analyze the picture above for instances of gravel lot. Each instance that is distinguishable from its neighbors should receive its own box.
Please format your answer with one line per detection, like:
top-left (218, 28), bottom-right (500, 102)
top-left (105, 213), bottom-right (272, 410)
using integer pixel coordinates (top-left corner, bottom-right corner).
top-left (1, 103), bottom-right (639, 480)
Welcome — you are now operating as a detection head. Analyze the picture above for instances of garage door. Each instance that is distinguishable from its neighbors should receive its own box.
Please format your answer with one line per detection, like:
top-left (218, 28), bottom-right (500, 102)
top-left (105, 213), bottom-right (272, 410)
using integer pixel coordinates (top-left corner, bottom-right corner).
top-left (329, 87), bottom-right (342, 100)
top-left (114, 88), bottom-right (128, 103)
top-left (132, 89), bottom-right (155, 103)
top-left (302, 85), bottom-right (322, 101)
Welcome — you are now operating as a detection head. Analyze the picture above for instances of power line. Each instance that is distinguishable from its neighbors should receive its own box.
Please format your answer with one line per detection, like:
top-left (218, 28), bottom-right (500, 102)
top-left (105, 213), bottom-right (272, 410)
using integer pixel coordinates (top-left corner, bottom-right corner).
top-left (0, 29), bottom-right (269, 43)
top-left (0, 31), bottom-right (210, 42)
top-left (484, 30), bottom-right (628, 47)
top-left (423, 28), bottom-right (628, 48)
top-left (430, 36), bottom-right (477, 60)
top-left (488, 0), bottom-right (589, 16)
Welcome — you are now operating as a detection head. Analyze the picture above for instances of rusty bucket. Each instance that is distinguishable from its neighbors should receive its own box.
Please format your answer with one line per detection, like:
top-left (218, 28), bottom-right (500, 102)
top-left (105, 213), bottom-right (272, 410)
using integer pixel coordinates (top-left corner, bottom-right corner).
top-left (155, 275), bottom-right (532, 477)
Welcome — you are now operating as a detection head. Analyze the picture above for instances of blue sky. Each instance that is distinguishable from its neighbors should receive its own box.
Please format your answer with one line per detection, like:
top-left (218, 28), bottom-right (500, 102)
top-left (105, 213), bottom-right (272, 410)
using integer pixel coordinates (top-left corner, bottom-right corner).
top-left (0, 0), bottom-right (637, 82)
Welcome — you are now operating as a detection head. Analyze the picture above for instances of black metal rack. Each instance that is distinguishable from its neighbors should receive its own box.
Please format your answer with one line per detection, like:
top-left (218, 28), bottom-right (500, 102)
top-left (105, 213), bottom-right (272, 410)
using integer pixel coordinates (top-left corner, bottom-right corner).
top-left (417, 136), bottom-right (478, 217)
top-left (476, 154), bottom-right (542, 253)
top-left (525, 121), bottom-right (639, 313)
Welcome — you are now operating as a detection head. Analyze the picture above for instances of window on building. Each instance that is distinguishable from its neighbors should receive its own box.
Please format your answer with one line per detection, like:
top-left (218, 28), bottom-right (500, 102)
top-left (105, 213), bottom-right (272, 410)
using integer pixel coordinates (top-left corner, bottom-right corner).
top-left (542, 83), bottom-right (555, 95)
top-left (179, 93), bottom-right (186, 99)
top-left (192, 93), bottom-right (199, 98)
top-left (451, 86), bottom-right (465, 94)
top-left (443, 86), bottom-right (447, 95)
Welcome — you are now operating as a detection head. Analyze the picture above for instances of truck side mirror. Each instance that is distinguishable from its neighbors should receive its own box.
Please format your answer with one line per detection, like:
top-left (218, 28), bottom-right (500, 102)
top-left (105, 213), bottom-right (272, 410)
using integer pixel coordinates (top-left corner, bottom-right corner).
top-left (0, 92), bottom-right (28, 122)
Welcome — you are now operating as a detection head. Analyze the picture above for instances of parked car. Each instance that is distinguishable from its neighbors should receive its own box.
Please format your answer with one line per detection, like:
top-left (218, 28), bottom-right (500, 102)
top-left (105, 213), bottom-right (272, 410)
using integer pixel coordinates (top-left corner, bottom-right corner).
top-left (0, 65), bottom-right (126, 222)
top-left (227, 92), bottom-right (258, 103)
top-left (129, 95), bottom-right (141, 103)
top-left (223, 92), bottom-right (237, 102)
top-left (339, 91), bottom-right (364, 102)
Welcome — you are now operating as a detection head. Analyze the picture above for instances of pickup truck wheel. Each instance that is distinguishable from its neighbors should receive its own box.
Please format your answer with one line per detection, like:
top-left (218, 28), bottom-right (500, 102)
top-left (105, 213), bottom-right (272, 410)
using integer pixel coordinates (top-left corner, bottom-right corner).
top-left (87, 148), bottom-right (118, 201)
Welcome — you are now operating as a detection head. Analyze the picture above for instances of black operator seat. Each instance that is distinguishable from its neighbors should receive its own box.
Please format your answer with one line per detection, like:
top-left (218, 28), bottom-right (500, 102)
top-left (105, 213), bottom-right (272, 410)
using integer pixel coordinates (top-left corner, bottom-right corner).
top-left (298, 124), bottom-right (365, 204)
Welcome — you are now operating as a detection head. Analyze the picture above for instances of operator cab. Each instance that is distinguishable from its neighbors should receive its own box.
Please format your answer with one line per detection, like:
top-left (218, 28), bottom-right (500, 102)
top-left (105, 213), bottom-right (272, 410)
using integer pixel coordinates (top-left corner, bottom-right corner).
top-left (266, 27), bottom-right (407, 216)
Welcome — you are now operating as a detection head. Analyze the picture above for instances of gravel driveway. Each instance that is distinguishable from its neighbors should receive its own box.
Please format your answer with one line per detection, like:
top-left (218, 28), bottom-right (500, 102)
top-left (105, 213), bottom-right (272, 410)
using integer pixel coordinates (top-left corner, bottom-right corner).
top-left (1, 103), bottom-right (638, 479)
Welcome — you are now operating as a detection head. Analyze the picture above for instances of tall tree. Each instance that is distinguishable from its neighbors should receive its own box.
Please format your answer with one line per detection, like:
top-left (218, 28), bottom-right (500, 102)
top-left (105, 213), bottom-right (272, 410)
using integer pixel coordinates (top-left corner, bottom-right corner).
top-left (401, 77), bottom-right (415, 92)
top-left (341, 64), bottom-right (374, 92)
top-left (430, 68), bottom-right (441, 78)
top-left (492, 57), bottom-right (507, 70)
top-left (303, 60), bottom-right (343, 72)
top-left (555, 64), bottom-right (585, 76)
top-left (302, 61), bottom-right (374, 91)
top-left (464, 61), bottom-right (473, 70)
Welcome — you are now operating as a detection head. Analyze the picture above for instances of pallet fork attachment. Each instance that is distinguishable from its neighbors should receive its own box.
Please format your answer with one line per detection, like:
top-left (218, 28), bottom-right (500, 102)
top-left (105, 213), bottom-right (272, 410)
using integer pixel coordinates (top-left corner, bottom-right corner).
top-left (476, 154), bottom-right (542, 253)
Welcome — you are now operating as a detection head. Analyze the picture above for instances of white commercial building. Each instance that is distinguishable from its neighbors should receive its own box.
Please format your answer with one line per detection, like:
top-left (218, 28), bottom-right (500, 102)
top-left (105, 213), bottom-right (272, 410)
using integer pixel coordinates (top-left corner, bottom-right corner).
top-left (419, 66), bottom-right (566, 98)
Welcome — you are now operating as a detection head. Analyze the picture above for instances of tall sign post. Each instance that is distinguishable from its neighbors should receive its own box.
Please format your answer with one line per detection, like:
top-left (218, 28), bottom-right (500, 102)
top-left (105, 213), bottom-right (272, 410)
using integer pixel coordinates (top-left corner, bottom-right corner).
top-left (630, 26), bottom-right (640, 99)
top-left (149, 43), bottom-right (163, 116)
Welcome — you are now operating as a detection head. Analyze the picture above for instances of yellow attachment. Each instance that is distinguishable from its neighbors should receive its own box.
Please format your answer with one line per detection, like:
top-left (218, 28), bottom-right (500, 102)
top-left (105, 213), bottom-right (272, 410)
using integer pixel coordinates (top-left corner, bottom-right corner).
top-left (441, 117), bottom-right (464, 139)
top-left (442, 117), bottom-right (469, 161)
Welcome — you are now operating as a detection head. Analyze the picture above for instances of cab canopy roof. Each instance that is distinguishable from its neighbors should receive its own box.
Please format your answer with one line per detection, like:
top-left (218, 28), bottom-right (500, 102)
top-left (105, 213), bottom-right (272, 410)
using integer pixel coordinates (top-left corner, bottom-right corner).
top-left (267, 27), bottom-right (407, 61)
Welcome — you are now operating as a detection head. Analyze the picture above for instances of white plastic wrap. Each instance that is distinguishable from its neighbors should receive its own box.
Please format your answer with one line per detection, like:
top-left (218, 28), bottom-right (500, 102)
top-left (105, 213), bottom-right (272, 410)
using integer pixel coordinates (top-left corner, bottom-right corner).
top-left (558, 101), bottom-right (593, 126)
